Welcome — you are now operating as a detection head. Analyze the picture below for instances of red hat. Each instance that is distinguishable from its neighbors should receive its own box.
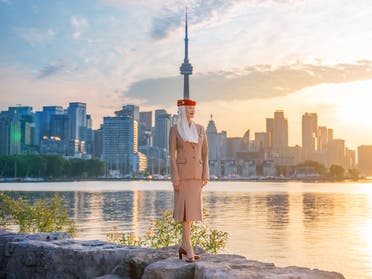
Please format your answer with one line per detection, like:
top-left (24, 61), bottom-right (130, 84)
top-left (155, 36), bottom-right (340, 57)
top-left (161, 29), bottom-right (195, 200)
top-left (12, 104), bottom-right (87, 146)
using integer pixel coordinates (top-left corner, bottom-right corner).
top-left (177, 99), bottom-right (197, 106)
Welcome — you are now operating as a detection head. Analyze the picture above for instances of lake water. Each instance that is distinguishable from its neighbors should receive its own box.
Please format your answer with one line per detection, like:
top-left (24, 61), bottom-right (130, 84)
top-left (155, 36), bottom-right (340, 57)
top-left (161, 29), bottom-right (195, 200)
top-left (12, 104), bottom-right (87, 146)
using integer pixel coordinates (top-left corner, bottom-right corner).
top-left (1, 180), bottom-right (372, 279)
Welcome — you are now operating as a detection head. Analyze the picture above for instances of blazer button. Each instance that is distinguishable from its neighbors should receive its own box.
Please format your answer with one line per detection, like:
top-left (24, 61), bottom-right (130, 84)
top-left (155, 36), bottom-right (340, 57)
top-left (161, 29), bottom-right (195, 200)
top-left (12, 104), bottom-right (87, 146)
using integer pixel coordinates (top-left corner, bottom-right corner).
top-left (192, 146), bottom-right (195, 149)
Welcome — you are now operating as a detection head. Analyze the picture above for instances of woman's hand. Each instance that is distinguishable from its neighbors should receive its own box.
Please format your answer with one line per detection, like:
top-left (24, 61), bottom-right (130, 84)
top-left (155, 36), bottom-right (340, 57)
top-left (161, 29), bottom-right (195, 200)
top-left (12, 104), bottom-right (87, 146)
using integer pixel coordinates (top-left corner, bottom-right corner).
top-left (201, 179), bottom-right (208, 187)
top-left (173, 181), bottom-right (180, 192)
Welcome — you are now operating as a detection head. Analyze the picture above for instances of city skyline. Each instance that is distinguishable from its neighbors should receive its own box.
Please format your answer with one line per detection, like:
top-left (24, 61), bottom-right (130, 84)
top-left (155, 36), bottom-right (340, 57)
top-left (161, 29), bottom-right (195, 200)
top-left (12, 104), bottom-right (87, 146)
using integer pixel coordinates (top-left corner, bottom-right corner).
top-left (2, 101), bottom-right (368, 151)
top-left (1, 1), bottom-right (372, 149)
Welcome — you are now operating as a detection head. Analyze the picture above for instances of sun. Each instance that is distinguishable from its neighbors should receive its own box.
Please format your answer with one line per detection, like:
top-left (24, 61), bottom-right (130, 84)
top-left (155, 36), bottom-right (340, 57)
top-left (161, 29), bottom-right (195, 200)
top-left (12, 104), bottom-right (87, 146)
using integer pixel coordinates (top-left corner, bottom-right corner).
top-left (335, 93), bottom-right (372, 128)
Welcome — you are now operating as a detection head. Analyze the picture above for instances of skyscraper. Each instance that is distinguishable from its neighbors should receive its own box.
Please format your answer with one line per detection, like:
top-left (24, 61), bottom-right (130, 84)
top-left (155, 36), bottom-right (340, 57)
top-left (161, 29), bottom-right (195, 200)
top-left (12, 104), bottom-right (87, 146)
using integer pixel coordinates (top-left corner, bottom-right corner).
top-left (102, 116), bottom-right (138, 174)
top-left (302, 113), bottom-right (318, 159)
top-left (8, 106), bottom-right (35, 152)
top-left (40, 106), bottom-right (64, 140)
top-left (358, 145), bottom-right (372, 176)
top-left (180, 9), bottom-right (193, 99)
top-left (266, 110), bottom-right (288, 154)
top-left (154, 113), bottom-right (171, 151)
top-left (68, 102), bottom-right (86, 141)
top-left (115, 104), bottom-right (139, 121)
top-left (0, 110), bottom-right (21, 155)
top-left (51, 114), bottom-right (69, 140)
top-left (139, 111), bottom-right (152, 147)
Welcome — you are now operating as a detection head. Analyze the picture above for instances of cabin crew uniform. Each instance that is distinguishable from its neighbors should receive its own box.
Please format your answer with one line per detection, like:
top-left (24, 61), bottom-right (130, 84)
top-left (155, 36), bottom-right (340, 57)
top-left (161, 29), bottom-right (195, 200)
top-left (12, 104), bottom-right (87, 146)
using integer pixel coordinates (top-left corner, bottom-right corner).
top-left (169, 124), bottom-right (209, 221)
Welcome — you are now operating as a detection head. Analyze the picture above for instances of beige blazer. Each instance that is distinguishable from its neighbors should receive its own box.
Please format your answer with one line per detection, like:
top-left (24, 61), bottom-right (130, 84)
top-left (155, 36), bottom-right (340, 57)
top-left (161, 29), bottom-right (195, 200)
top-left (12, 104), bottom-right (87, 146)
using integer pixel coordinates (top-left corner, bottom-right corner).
top-left (169, 124), bottom-right (209, 183)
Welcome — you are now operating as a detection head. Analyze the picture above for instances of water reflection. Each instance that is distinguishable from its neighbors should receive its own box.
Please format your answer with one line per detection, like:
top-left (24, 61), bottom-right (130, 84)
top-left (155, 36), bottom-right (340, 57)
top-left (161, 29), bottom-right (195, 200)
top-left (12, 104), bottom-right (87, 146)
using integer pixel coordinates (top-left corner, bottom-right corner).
top-left (2, 181), bottom-right (372, 278)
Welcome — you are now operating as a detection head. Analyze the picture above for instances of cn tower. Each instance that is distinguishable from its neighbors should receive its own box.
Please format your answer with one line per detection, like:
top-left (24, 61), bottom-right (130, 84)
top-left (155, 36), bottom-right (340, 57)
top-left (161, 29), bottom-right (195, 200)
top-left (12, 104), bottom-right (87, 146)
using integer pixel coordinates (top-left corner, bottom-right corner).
top-left (180, 9), bottom-right (193, 99)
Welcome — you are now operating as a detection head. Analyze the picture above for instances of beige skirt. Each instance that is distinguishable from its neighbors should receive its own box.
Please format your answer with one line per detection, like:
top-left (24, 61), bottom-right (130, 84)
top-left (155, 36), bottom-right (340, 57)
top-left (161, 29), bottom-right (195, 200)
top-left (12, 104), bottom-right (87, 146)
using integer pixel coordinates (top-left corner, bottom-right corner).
top-left (173, 179), bottom-right (203, 222)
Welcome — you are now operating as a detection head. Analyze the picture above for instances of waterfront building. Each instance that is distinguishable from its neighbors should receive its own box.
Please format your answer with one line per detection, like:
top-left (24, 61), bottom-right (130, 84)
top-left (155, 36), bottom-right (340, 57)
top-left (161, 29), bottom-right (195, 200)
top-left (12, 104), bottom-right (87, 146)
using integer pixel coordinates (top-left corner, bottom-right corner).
top-left (240, 160), bottom-right (256, 177)
top-left (8, 106), bottom-right (35, 153)
top-left (0, 110), bottom-right (21, 155)
top-left (115, 104), bottom-right (139, 121)
top-left (263, 160), bottom-right (276, 176)
top-left (40, 106), bottom-right (64, 141)
top-left (302, 112), bottom-right (318, 160)
top-left (153, 112), bottom-right (171, 152)
top-left (133, 152), bottom-right (148, 172)
top-left (93, 127), bottom-right (103, 158)
top-left (206, 115), bottom-right (226, 161)
top-left (326, 139), bottom-right (345, 168)
top-left (139, 111), bottom-right (152, 147)
top-left (51, 114), bottom-right (69, 140)
top-left (345, 148), bottom-right (356, 170)
top-left (67, 102), bottom-right (86, 141)
top-left (358, 145), bottom-right (372, 176)
top-left (226, 137), bottom-right (241, 160)
top-left (102, 116), bottom-right (139, 174)
top-left (266, 110), bottom-right (288, 154)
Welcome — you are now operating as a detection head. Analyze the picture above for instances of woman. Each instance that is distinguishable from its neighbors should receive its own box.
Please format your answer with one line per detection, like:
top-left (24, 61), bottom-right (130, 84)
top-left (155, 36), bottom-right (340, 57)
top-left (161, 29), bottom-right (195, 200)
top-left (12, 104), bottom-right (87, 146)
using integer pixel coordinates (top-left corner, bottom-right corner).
top-left (169, 99), bottom-right (209, 262)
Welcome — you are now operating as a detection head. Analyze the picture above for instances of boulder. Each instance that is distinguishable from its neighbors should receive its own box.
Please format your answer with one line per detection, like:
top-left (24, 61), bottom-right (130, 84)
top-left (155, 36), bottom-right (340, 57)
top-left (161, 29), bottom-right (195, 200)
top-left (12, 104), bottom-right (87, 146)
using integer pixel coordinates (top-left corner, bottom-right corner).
top-left (0, 231), bottom-right (345, 279)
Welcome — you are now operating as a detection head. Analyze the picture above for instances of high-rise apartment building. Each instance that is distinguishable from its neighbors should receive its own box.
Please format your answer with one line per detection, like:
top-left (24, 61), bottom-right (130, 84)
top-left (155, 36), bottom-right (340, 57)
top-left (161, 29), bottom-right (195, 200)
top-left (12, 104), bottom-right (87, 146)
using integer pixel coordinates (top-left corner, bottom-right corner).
top-left (154, 113), bottom-right (171, 151)
top-left (40, 106), bottom-right (63, 140)
top-left (326, 139), bottom-right (345, 167)
top-left (8, 106), bottom-right (35, 152)
top-left (51, 114), bottom-right (69, 140)
top-left (139, 111), bottom-right (152, 146)
top-left (302, 113), bottom-right (318, 159)
top-left (358, 145), bottom-right (372, 176)
top-left (67, 102), bottom-right (86, 141)
top-left (266, 110), bottom-right (288, 153)
top-left (115, 104), bottom-right (139, 121)
top-left (317, 126), bottom-right (329, 151)
top-left (102, 116), bottom-right (138, 174)
top-left (0, 110), bottom-right (21, 155)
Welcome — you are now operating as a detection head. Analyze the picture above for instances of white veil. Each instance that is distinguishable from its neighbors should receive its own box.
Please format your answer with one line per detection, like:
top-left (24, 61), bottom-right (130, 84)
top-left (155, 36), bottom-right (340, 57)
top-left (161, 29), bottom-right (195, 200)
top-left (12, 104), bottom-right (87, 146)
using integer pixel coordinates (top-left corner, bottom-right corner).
top-left (176, 106), bottom-right (198, 143)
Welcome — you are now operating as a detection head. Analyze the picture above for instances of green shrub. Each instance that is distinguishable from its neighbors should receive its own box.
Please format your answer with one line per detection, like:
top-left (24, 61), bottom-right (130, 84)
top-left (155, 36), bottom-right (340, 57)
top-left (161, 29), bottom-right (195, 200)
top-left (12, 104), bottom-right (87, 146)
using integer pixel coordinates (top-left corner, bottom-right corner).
top-left (107, 209), bottom-right (228, 254)
top-left (0, 192), bottom-right (76, 236)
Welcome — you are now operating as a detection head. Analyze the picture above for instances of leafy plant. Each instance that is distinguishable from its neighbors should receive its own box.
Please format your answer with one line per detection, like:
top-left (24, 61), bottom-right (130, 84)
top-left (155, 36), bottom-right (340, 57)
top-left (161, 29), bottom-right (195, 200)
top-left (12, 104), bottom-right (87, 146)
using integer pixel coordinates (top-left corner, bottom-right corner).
top-left (0, 192), bottom-right (76, 236)
top-left (107, 209), bottom-right (228, 254)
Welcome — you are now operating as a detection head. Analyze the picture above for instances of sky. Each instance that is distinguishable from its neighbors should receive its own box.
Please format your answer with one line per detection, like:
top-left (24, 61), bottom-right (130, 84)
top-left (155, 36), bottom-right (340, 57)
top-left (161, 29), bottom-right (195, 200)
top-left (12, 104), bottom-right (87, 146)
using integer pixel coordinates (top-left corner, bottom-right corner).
top-left (1, 0), bottom-right (372, 149)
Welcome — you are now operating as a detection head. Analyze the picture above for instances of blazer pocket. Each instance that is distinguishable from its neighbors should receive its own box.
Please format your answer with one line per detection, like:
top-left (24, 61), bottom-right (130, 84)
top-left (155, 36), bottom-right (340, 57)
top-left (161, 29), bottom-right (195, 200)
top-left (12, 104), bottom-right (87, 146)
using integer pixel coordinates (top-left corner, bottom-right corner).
top-left (176, 159), bottom-right (187, 164)
top-left (199, 159), bottom-right (203, 164)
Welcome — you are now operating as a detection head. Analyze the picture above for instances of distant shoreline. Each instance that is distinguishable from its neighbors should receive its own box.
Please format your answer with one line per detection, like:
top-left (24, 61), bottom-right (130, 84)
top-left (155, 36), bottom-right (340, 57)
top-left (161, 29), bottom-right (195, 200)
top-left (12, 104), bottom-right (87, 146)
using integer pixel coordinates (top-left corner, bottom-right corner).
top-left (1, 177), bottom-right (371, 183)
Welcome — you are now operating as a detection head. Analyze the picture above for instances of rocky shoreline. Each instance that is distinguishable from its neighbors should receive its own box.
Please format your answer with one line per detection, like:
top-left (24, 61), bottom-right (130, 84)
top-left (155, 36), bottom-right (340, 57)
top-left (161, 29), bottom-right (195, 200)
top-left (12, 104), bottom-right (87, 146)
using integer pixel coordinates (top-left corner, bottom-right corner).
top-left (0, 230), bottom-right (345, 279)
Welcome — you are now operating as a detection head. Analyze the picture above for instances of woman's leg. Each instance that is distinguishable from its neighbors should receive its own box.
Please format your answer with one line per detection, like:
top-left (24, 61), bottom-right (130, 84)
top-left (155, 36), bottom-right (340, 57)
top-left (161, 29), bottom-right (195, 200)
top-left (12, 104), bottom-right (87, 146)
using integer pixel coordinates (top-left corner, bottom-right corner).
top-left (182, 221), bottom-right (194, 258)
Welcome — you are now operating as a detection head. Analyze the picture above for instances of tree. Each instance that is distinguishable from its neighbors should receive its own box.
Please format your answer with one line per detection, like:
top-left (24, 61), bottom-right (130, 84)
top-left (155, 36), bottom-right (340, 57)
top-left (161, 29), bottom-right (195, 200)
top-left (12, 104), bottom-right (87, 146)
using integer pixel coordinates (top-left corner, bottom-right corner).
top-left (45, 155), bottom-right (65, 178)
top-left (86, 158), bottom-right (105, 178)
top-left (297, 160), bottom-right (327, 176)
top-left (329, 164), bottom-right (345, 179)
top-left (348, 168), bottom-right (359, 180)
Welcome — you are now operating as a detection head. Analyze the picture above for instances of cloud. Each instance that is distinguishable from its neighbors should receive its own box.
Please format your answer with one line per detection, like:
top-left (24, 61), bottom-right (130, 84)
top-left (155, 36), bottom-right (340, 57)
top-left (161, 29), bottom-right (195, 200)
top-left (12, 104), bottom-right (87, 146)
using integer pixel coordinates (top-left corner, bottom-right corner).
top-left (13, 27), bottom-right (55, 46)
top-left (37, 62), bottom-right (79, 79)
top-left (150, 1), bottom-right (242, 40)
top-left (149, 0), bottom-right (291, 40)
top-left (124, 61), bottom-right (372, 106)
top-left (70, 16), bottom-right (88, 40)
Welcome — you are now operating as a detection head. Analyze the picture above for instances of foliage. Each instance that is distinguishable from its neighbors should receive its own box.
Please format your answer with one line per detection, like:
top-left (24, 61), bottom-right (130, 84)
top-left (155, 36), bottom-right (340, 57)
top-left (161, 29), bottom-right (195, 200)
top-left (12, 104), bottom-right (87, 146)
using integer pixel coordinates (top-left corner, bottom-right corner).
top-left (348, 168), bottom-right (360, 180)
top-left (329, 164), bottom-right (345, 178)
top-left (0, 155), bottom-right (105, 179)
top-left (0, 192), bottom-right (76, 236)
top-left (297, 160), bottom-right (328, 176)
top-left (107, 209), bottom-right (228, 254)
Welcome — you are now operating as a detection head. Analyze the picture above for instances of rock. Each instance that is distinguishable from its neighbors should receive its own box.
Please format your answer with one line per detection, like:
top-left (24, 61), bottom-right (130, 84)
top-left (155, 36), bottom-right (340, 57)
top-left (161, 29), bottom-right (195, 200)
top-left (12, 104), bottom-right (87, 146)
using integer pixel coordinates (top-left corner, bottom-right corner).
top-left (143, 254), bottom-right (345, 279)
top-left (112, 245), bottom-right (205, 278)
top-left (142, 257), bottom-right (195, 279)
top-left (194, 254), bottom-right (345, 279)
top-left (0, 231), bottom-right (345, 279)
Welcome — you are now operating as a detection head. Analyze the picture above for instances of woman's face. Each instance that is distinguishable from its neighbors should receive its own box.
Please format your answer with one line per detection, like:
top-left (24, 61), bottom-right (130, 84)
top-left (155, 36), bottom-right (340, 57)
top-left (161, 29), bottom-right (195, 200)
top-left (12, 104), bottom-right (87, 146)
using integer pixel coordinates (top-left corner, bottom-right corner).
top-left (185, 106), bottom-right (195, 119)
